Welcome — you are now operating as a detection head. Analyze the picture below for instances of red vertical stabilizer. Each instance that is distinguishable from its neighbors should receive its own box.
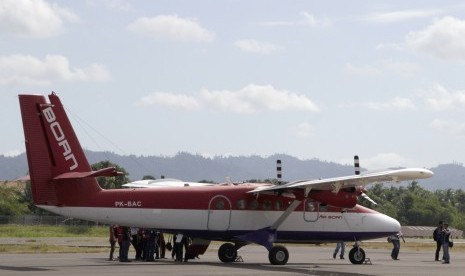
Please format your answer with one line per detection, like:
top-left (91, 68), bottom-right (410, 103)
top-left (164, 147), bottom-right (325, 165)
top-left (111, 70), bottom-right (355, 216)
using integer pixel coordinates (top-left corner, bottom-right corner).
top-left (19, 93), bottom-right (102, 207)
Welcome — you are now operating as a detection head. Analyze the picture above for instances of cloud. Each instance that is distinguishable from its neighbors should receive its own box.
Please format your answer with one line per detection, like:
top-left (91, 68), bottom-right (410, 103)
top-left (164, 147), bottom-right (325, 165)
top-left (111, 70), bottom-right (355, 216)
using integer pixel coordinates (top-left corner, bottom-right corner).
top-left (137, 92), bottom-right (201, 110)
top-left (380, 59), bottom-right (420, 78)
top-left (1, 149), bottom-right (22, 157)
top-left (235, 39), bottom-right (281, 54)
top-left (345, 63), bottom-right (381, 77)
top-left (362, 153), bottom-right (410, 170)
top-left (406, 16), bottom-right (465, 60)
top-left (137, 84), bottom-right (319, 114)
top-left (363, 9), bottom-right (439, 23)
top-left (376, 42), bottom-right (404, 51)
top-left (423, 84), bottom-right (465, 110)
top-left (0, 54), bottom-right (111, 86)
top-left (364, 97), bottom-right (417, 111)
top-left (258, 12), bottom-right (330, 28)
top-left (346, 60), bottom-right (419, 79)
top-left (127, 14), bottom-right (215, 42)
top-left (0, 0), bottom-right (79, 38)
top-left (86, 0), bottom-right (132, 11)
top-left (431, 119), bottom-right (465, 136)
top-left (293, 122), bottom-right (314, 137)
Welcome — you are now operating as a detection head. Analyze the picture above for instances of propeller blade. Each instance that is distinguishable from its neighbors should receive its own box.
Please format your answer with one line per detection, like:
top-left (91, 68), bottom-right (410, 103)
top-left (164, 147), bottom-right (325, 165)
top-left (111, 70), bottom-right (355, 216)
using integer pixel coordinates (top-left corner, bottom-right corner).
top-left (360, 192), bottom-right (378, 206)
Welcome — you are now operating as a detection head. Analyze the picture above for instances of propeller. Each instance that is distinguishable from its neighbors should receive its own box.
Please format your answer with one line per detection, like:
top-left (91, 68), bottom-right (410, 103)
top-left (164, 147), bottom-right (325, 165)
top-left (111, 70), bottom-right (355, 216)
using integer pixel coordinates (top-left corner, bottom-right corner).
top-left (354, 155), bottom-right (378, 206)
top-left (360, 189), bottom-right (378, 206)
top-left (276, 159), bottom-right (282, 185)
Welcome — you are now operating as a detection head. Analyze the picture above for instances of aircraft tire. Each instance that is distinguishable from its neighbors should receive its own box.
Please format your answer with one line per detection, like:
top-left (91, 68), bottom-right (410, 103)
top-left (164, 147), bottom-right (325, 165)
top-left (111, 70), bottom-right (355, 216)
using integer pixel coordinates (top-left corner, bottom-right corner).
top-left (348, 247), bottom-right (365, 264)
top-left (218, 243), bottom-right (237, 263)
top-left (268, 245), bottom-right (289, 265)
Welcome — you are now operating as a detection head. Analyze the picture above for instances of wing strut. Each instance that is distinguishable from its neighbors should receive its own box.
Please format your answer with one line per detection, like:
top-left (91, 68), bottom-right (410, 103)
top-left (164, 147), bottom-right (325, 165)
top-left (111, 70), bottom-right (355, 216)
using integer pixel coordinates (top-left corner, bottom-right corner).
top-left (331, 182), bottom-right (343, 193)
top-left (235, 199), bottom-right (302, 250)
top-left (271, 199), bottom-right (301, 230)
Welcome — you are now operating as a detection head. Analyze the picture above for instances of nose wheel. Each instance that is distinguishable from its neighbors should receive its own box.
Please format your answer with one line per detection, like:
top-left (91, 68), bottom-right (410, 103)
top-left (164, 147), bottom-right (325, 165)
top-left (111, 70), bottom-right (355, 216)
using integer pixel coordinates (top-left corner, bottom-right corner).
top-left (348, 247), bottom-right (365, 264)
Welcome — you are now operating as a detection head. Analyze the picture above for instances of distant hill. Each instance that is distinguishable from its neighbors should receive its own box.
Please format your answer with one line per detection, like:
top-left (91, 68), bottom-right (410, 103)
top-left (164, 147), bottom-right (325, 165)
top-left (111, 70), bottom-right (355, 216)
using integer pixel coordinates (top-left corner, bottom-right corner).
top-left (419, 163), bottom-right (465, 190)
top-left (1, 151), bottom-right (465, 190)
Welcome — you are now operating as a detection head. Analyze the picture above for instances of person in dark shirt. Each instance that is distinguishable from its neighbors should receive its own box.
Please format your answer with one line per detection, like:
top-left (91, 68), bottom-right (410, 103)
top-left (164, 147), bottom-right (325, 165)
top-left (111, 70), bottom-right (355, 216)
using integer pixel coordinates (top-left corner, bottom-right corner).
top-left (120, 226), bottom-right (131, 262)
top-left (433, 221), bottom-right (443, 261)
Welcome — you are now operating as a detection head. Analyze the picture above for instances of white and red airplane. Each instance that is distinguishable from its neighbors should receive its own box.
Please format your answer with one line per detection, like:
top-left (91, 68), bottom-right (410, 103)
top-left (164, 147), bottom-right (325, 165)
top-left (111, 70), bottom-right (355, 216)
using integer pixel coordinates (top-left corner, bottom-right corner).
top-left (18, 93), bottom-right (433, 265)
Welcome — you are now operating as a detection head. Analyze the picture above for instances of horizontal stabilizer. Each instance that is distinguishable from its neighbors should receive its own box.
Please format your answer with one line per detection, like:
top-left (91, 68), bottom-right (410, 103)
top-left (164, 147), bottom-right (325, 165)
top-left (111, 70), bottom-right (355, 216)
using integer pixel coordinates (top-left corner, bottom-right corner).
top-left (53, 167), bottom-right (123, 180)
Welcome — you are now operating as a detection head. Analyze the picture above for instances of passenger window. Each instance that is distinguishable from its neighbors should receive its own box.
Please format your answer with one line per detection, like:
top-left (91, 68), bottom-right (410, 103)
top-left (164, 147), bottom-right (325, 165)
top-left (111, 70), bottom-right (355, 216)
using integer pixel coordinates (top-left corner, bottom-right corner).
top-left (236, 199), bottom-right (246, 209)
top-left (275, 200), bottom-right (282, 210)
top-left (216, 200), bottom-right (225, 209)
top-left (306, 201), bottom-right (316, 212)
top-left (250, 200), bottom-right (259, 210)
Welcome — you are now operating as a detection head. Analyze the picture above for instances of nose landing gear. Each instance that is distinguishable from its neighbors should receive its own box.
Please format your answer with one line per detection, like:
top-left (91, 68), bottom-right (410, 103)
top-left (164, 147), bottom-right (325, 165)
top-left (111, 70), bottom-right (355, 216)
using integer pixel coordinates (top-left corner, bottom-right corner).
top-left (348, 246), bottom-right (366, 264)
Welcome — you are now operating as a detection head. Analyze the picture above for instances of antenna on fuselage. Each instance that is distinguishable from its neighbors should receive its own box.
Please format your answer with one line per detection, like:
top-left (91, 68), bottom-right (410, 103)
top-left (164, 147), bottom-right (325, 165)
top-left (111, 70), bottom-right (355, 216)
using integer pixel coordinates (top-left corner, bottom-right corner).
top-left (276, 159), bottom-right (282, 185)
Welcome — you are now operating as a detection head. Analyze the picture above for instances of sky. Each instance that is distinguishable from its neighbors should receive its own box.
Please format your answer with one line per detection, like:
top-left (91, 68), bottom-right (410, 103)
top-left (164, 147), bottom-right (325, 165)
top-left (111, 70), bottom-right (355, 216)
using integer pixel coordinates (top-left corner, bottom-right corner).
top-left (1, 0), bottom-right (465, 170)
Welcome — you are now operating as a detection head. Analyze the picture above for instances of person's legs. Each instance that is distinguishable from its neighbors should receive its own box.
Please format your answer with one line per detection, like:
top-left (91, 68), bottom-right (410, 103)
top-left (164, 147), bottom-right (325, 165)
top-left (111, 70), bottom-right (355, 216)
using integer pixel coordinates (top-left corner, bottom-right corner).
top-left (443, 243), bottom-right (450, 263)
top-left (435, 241), bottom-right (442, 260)
top-left (109, 240), bottom-right (116, 260)
top-left (333, 242), bottom-right (340, 258)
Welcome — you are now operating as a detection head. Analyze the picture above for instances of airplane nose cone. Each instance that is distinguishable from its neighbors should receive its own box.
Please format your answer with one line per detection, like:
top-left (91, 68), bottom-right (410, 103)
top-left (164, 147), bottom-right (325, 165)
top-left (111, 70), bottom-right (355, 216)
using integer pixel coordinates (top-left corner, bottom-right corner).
top-left (424, 169), bottom-right (434, 178)
top-left (418, 168), bottom-right (434, 178)
top-left (362, 212), bottom-right (400, 235)
top-left (380, 214), bottom-right (401, 233)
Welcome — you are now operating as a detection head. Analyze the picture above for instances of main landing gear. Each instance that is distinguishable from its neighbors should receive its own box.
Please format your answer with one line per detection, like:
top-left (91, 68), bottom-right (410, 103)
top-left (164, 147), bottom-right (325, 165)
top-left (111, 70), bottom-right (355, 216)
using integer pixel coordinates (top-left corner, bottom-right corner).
top-left (218, 243), bottom-right (238, 263)
top-left (268, 245), bottom-right (289, 265)
top-left (218, 243), bottom-right (290, 265)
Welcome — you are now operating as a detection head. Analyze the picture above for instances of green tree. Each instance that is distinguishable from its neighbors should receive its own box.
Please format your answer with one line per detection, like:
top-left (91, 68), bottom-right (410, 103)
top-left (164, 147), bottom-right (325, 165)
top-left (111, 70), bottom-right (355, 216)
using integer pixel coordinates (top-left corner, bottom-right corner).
top-left (91, 161), bottom-right (130, 189)
top-left (0, 184), bottom-right (29, 215)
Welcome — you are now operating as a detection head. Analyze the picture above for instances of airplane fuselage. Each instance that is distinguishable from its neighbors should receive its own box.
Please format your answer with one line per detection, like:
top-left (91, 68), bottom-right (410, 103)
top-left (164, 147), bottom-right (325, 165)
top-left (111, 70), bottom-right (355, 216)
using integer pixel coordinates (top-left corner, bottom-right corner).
top-left (42, 183), bottom-right (399, 243)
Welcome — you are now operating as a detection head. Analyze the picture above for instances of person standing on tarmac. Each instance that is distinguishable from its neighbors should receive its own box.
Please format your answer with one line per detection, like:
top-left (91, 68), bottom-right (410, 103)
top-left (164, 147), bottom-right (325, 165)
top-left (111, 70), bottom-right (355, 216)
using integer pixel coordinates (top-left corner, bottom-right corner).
top-left (171, 234), bottom-right (177, 260)
top-left (157, 231), bottom-right (166, 259)
top-left (130, 227), bottom-right (140, 260)
top-left (120, 226), bottom-right (132, 262)
top-left (433, 221), bottom-right (443, 261)
top-left (333, 241), bottom-right (345, 259)
top-left (145, 229), bottom-right (157, 261)
top-left (388, 232), bottom-right (405, 260)
top-left (108, 224), bottom-right (117, 261)
top-left (174, 233), bottom-right (184, 262)
top-left (442, 223), bottom-right (451, 264)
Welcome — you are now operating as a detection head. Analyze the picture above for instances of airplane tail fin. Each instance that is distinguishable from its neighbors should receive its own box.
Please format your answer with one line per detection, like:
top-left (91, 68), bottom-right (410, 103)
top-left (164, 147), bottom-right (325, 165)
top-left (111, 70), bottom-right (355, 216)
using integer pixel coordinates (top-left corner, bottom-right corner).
top-left (19, 93), bottom-right (116, 207)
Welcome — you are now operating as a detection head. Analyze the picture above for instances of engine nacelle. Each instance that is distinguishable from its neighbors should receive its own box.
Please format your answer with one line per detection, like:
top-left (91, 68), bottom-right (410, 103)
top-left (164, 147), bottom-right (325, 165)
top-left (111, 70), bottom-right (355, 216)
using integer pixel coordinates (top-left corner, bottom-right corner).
top-left (308, 189), bottom-right (358, 208)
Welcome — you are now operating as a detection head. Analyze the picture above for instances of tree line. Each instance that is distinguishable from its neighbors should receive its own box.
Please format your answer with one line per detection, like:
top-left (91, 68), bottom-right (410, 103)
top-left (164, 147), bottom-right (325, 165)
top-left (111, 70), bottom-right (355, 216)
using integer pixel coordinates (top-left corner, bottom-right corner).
top-left (1, 161), bottom-right (464, 231)
top-left (365, 181), bottom-right (465, 230)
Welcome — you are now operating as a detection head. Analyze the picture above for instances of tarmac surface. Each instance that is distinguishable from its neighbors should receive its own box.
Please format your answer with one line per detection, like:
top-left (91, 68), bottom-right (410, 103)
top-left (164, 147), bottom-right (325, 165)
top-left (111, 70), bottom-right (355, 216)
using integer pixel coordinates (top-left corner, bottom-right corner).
top-left (1, 243), bottom-right (464, 276)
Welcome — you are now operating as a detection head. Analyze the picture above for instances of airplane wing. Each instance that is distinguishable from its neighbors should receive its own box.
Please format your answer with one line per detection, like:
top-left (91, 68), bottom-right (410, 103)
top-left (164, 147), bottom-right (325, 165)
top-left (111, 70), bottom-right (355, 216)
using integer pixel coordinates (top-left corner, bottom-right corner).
top-left (247, 168), bottom-right (433, 194)
top-left (123, 178), bottom-right (214, 188)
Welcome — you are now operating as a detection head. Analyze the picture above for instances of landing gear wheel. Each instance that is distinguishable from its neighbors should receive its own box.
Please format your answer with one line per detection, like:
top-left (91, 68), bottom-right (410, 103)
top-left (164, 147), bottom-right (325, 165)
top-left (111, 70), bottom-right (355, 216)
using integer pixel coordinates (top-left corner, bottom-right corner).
top-left (218, 243), bottom-right (237, 263)
top-left (349, 247), bottom-right (365, 264)
top-left (268, 245), bottom-right (289, 265)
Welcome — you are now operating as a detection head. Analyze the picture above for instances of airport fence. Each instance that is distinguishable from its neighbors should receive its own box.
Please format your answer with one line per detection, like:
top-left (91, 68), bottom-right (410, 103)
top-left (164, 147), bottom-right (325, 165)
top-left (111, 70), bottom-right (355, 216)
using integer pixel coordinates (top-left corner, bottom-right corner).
top-left (0, 215), bottom-right (103, 226)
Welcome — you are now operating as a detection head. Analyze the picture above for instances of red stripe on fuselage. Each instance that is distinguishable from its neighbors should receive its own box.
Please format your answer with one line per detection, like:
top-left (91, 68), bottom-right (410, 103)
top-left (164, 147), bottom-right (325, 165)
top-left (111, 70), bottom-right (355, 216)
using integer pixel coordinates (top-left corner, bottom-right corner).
top-left (54, 183), bottom-right (380, 215)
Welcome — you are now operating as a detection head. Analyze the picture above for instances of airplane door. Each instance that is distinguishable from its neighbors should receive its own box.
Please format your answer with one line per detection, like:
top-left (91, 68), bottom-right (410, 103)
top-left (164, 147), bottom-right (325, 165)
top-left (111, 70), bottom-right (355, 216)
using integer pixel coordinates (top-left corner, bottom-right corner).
top-left (303, 199), bottom-right (319, 222)
top-left (207, 195), bottom-right (232, 231)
